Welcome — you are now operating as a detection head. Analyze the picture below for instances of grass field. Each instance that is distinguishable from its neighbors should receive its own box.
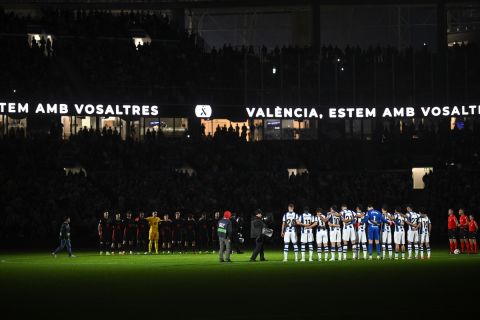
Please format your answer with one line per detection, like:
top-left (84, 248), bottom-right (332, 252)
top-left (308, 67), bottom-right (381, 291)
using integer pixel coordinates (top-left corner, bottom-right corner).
top-left (1, 249), bottom-right (479, 319)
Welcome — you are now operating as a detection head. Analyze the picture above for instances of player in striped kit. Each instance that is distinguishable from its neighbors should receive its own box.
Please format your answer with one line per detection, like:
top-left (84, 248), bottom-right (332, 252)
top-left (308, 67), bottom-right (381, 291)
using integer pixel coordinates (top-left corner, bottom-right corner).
top-left (312, 208), bottom-right (329, 261)
top-left (340, 204), bottom-right (357, 260)
top-left (355, 205), bottom-right (367, 259)
top-left (393, 207), bottom-right (406, 260)
top-left (281, 203), bottom-right (299, 262)
top-left (418, 208), bottom-right (432, 259)
top-left (297, 207), bottom-right (315, 262)
top-left (328, 205), bottom-right (342, 261)
top-left (405, 205), bottom-right (420, 259)
top-left (380, 206), bottom-right (393, 260)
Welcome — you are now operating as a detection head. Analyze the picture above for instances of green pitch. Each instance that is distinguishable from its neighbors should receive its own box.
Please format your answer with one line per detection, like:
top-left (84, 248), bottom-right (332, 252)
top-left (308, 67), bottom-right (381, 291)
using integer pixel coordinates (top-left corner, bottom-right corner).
top-left (1, 250), bottom-right (479, 318)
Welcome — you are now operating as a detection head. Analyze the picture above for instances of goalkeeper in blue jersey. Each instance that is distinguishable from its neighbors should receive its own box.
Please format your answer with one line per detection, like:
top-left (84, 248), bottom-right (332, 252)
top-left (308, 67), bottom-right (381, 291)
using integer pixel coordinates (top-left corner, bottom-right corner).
top-left (364, 205), bottom-right (387, 260)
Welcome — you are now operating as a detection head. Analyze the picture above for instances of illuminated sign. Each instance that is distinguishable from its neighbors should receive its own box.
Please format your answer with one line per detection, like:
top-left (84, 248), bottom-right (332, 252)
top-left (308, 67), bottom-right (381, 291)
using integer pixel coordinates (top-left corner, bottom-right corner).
top-left (0, 102), bottom-right (159, 116)
top-left (2, 100), bottom-right (480, 120)
top-left (195, 105), bottom-right (212, 118)
top-left (244, 105), bottom-right (480, 119)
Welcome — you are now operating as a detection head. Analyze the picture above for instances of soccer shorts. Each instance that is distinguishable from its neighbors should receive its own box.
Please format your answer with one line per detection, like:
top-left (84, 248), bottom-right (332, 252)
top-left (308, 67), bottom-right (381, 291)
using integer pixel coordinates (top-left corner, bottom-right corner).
top-left (284, 231), bottom-right (297, 244)
top-left (447, 229), bottom-right (457, 240)
top-left (124, 230), bottom-right (135, 243)
top-left (161, 229), bottom-right (172, 243)
top-left (357, 229), bottom-right (367, 243)
top-left (458, 229), bottom-right (468, 239)
top-left (316, 230), bottom-right (329, 245)
top-left (342, 226), bottom-right (356, 242)
top-left (468, 232), bottom-right (477, 240)
top-left (368, 227), bottom-right (380, 241)
top-left (394, 231), bottom-right (405, 245)
top-left (300, 233), bottom-right (314, 243)
top-left (329, 229), bottom-right (341, 243)
top-left (149, 230), bottom-right (159, 241)
top-left (173, 230), bottom-right (184, 242)
top-left (185, 231), bottom-right (196, 243)
top-left (381, 231), bottom-right (392, 244)
top-left (407, 230), bottom-right (419, 243)
top-left (420, 233), bottom-right (430, 244)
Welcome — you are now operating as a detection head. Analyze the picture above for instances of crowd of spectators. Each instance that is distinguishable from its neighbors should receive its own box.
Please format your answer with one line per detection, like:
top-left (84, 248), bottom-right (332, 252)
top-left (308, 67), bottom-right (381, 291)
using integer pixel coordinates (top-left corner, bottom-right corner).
top-left (1, 8), bottom-right (480, 107)
top-left (1, 8), bottom-right (480, 247)
top-left (0, 122), bottom-right (479, 247)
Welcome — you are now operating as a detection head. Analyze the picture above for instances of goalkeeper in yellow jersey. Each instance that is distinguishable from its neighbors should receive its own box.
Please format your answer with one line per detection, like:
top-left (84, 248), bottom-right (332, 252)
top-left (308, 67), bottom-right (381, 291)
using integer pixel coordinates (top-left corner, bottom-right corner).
top-left (145, 211), bottom-right (162, 254)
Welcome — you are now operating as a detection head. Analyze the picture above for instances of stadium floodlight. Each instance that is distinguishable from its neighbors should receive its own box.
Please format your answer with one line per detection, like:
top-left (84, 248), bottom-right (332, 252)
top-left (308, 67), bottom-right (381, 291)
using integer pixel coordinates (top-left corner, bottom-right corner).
top-left (272, 67), bottom-right (276, 74)
top-left (337, 58), bottom-right (341, 62)
top-left (340, 67), bottom-right (344, 71)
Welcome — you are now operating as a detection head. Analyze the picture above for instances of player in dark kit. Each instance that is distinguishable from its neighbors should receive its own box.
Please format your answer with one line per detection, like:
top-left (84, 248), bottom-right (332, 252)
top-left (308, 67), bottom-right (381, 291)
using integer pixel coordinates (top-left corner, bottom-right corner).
top-left (185, 214), bottom-right (197, 253)
top-left (123, 211), bottom-right (136, 255)
top-left (135, 212), bottom-right (149, 254)
top-left (197, 212), bottom-right (210, 253)
top-left (161, 213), bottom-right (173, 253)
top-left (172, 211), bottom-right (185, 253)
top-left (210, 211), bottom-right (221, 253)
top-left (112, 212), bottom-right (124, 255)
top-left (98, 211), bottom-right (113, 255)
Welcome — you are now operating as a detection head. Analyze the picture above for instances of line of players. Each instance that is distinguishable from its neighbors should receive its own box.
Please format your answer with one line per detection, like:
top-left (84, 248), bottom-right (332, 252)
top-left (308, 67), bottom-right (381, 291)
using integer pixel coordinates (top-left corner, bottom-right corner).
top-left (97, 210), bottom-right (228, 255)
top-left (281, 203), bottom-right (432, 261)
top-left (447, 208), bottom-right (478, 254)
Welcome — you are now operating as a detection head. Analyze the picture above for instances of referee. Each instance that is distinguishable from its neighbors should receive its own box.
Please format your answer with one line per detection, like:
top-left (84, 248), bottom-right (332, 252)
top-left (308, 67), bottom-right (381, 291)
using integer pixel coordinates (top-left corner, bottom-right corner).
top-left (52, 216), bottom-right (75, 258)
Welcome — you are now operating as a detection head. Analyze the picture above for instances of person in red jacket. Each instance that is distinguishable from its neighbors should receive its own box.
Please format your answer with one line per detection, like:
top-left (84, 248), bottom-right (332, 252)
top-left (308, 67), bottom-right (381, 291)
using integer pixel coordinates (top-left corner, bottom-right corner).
top-left (447, 209), bottom-right (459, 254)
top-left (468, 214), bottom-right (478, 254)
top-left (459, 209), bottom-right (471, 254)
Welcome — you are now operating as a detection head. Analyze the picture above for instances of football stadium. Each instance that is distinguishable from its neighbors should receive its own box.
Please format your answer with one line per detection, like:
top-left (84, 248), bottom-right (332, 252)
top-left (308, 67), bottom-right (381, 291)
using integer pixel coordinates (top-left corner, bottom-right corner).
top-left (1, 0), bottom-right (480, 318)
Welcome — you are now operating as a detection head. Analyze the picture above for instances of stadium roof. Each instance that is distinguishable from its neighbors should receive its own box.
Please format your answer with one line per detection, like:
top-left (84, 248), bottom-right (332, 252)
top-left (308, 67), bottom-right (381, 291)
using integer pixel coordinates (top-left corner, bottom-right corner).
top-left (0, 0), bottom-right (478, 10)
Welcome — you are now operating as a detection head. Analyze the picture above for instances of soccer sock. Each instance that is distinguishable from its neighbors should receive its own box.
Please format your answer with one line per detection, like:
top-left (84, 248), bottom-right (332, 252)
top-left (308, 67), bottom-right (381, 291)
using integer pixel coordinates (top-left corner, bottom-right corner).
top-left (414, 244), bottom-right (419, 257)
top-left (454, 240), bottom-right (458, 250)
top-left (408, 244), bottom-right (412, 257)
top-left (362, 244), bottom-right (367, 259)
top-left (154, 241), bottom-right (159, 254)
top-left (283, 244), bottom-right (289, 260)
top-left (324, 246), bottom-right (329, 260)
top-left (309, 244), bottom-right (313, 260)
top-left (376, 243), bottom-right (381, 256)
top-left (317, 244), bottom-right (322, 260)
top-left (382, 244), bottom-right (386, 258)
top-left (330, 246), bottom-right (336, 260)
top-left (388, 244), bottom-right (393, 258)
top-left (337, 246), bottom-right (342, 259)
top-left (352, 244), bottom-right (357, 258)
top-left (368, 243), bottom-right (373, 256)
top-left (427, 246), bottom-right (431, 258)
top-left (301, 244), bottom-right (306, 260)
top-left (461, 241), bottom-right (465, 253)
top-left (395, 252), bottom-right (399, 259)
top-left (343, 245), bottom-right (347, 259)
top-left (449, 242), bottom-right (453, 253)
top-left (293, 244), bottom-right (299, 260)
top-left (465, 241), bottom-right (471, 253)
top-left (402, 251), bottom-right (405, 259)
top-left (148, 240), bottom-right (153, 253)
top-left (420, 247), bottom-right (424, 258)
